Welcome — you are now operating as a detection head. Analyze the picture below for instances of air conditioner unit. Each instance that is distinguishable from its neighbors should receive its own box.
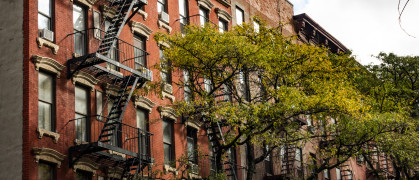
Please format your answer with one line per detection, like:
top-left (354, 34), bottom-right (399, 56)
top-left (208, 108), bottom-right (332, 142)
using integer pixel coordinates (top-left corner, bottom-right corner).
top-left (159, 11), bottom-right (170, 24)
top-left (39, 28), bottom-right (54, 42)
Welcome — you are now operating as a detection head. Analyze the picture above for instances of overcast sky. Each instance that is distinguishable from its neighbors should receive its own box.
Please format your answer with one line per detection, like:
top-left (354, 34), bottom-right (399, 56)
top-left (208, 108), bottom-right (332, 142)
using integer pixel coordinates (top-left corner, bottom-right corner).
top-left (289, 0), bottom-right (419, 65)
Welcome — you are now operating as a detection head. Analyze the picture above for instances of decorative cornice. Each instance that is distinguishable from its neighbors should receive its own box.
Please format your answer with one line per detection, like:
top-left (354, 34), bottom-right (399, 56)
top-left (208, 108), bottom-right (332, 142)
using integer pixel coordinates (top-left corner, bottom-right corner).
top-left (185, 119), bottom-right (203, 130)
top-left (32, 55), bottom-right (65, 78)
top-left (216, 0), bottom-right (230, 8)
top-left (36, 37), bottom-right (59, 54)
top-left (73, 158), bottom-right (99, 176)
top-left (100, 5), bottom-right (116, 18)
top-left (161, 83), bottom-right (175, 102)
top-left (158, 20), bottom-right (172, 34)
top-left (72, 71), bottom-right (99, 91)
top-left (130, 21), bottom-right (153, 40)
top-left (104, 83), bottom-right (120, 97)
top-left (32, 147), bottom-right (65, 168)
top-left (164, 164), bottom-right (178, 175)
top-left (197, 0), bottom-right (214, 11)
top-left (37, 128), bottom-right (60, 143)
top-left (158, 41), bottom-right (170, 48)
top-left (71, 0), bottom-right (98, 10)
top-left (215, 8), bottom-right (231, 22)
top-left (107, 167), bottom-right (124, 179)
top-left (134, 95), bottom-right (155, 113)
top-left (136, 8), bottom-right (148, 20)
top-left (158, 106), bottom-right (178, 121)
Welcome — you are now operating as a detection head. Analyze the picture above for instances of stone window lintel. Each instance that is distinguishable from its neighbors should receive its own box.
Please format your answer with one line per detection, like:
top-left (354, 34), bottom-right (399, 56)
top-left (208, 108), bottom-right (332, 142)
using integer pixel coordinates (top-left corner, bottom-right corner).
top-left (72, 71), bottom-right (99, 91)
top-left (197, 0), bottom-right (214, 11)
top-left (215, 8), bottom-right (231, 22)
top-left (32, 147), bottom-right (66, 168)
top-left (130, 21), bottom-right (153, 40)
top-left (71, 0), bottom-right (98, 10)
top-left (133, 95), bottom-right (156, 113)
top-left (73, 157), bottom-right (99, 176)
top-left (158, 106), bottom-right (178, 122)
top-left (216, 0), bottom-right (230, 8)
top-left (32, 55), bottom-right (65, 78)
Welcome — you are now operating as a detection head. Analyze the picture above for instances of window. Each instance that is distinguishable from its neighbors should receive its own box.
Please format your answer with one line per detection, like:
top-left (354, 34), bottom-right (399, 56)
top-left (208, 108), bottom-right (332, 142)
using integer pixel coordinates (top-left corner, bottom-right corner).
top-left (157, 0), bottom-right (167, 13)
top-left (265, 146), bottom-right (273, 175)
top-left (218, 19), bottom-right (228, 33)
top-left (239, 70), bottom-right (249, 100)
top-left (179, 0), bottom-right (188, 33)
top-left (323, 160), bottom-right (330, 180)
top-left (95, 90), bottom-right (103, 119)
top-left (223, 84), bottom-right (232, 102)
top-left (160, 48), bottom-right (172, 84)
top-left (199, 7), bottom-right (209, 26)
top-left (187, 127), bottom-right (197, 163)
top-left (163, 119), bottom-right (174, 166)
top-left (136, 108), bottom-right (149, 156)
top-left (134, 34), bottom-right (146, 69)
top-left (73, 4), bottom-right (86, 56)
top-left (183, 70), bottom-right (191, 102)
top-left (295, 148), bottom-right (304, 176)
top-left (235, 7), bottom-right (244, 25)
top-left (208, 137), bottom-right (216, 172)
top-left (97, 176), bottom-right (104, 180)
top-left (93, 10), bottom-right (101, 39)
top-left (228, 148), bottom-right (237, 173)
top-left (76, 171), bottom-right (92, 180)
top-left (204, 76), bottom-right (212, 93)
top-left (104, 19), bottom-right (119, 71)
top-left (75, 86), bottom-right (89, 142)
top-left (336, 168), bottom-right (342, 180)
top-left (38, 72), bottom-right (54, 131)
top-left (38, 162), bottom-right (54, 180)
top-left (253, 21), bottom-right (259, 33)
top-left (38, 0), bottom-right (53, 31)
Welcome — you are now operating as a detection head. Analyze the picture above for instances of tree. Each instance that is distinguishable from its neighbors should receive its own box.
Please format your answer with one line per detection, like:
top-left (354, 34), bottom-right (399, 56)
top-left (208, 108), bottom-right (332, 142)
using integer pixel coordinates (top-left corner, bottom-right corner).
top-left (153, 19), bottom-right (370, 180)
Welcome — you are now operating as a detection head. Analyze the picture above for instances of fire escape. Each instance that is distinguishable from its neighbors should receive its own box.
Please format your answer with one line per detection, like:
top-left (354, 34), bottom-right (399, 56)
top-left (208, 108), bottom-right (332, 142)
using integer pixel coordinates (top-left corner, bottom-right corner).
top-left (66, 0), bottom-right (153, 179)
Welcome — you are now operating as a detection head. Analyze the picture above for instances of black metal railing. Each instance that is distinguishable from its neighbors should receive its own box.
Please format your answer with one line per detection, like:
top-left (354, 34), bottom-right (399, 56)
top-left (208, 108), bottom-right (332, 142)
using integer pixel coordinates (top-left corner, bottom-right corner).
top-left (67, 115), bottom-right (152, 159)
top-left (174, 14), bottom-right (218, 34)
top-left (64, 28), bottom-right (152, 80)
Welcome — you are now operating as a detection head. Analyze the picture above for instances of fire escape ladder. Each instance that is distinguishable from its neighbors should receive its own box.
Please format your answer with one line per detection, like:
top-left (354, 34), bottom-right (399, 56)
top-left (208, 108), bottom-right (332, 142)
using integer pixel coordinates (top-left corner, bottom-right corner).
top-left (281, 145), bottom-right (296, 176)
top-left (98, 75), bottom-right (139, 143)
top-left (206, 121), bottom-right (237, 180)
top-left (339, 163), bottom-right (353, 180)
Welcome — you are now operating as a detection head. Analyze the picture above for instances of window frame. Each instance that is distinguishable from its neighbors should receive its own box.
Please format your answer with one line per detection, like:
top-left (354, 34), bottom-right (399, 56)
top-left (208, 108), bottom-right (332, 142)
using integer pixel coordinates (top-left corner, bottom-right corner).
top-left (75, 85), bottom-right (90, 142)
top-left (133, 34), bottom-right (147, 69)
top-left (73, 3), bottom-right (87, 56)
top-left (95, 90), bottom-right (103, 120)
top-left (38, 161), bottom-right (54, 180)
top-left (136, 108), bottom-right (150, 157)
top-left (187, 127), bottom-right (198, 164)
top-left (157, 0), bottom-right (167, 13)
top-left (235, 6), bottom-right (244, 25)
top-left (160, 47), bottom-right (172, 84)
top-left (218, 19), bottom-right (228, 33)
top-left (163, 119), bottom-right (174, 166)
top-left (38, 0), bottom-right (54, 32)
top-left (38, 71), bottom-right (55, 132)
top-left (199, 7), bottom-right (209, 26)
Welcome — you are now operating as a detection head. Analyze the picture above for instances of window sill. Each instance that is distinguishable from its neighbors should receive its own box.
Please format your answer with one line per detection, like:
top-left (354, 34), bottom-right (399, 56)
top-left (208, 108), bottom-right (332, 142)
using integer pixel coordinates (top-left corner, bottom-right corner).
top-left (162, 83), bottom-right (175, 102)
top-left (158, 20), bottom-right (172, 34)
top-left (37, 128), bottom-right (60, 143)
top-left (73, 139), bottom-right (89, 145)
top-left (137, 9), bottom-right (148, 20)
top-left (164, 164), bottom-right (178, 175)
top-left (36, 37), bottom-right (59, 54)
top-left (108, 150), bottom-right (126, 158)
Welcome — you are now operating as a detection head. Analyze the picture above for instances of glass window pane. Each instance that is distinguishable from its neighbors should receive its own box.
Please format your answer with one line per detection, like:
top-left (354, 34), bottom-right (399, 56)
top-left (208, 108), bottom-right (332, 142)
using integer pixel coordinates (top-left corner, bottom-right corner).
top-left (236, 8), bottom-right (244, 25)
top-left (136, 109), bottom-right (146, 130)
top-left (187, 137), bottom-right (195, 161)
top-left (75, 113), bottom-right (87, 141)
top-left (38, 14), bottom-right (50, 30)
top-left (164, 143), bottom-right (171, 164)
top-left (73, 4), bottom-right (86, 31)
top-left (75, 86), bottom-right (88, 115)
top-left (157, 3), bottom-right (163, 13)
top-left (38, 101), bottom-right (52, 131)
top-left (253, 21), bottom-right (259, 33)
top-left (219, 20), bottom-right (224, 33)
top-left (38, 0), bottom-right (51, 16)
top-left (199, 8), bottom-right (206, 26)
top-left (96, 91), bottom-right (103, 118)
top-left (179, 0), bottom-right (186, 17)
top-left (38, 72), bottom-right (53, 102)
top-left (163, 120), bottom-right (172, 143)
top-left (38, 162), bottom-right (53, 180)
top-left (134, 35), bottom-right (145, 68)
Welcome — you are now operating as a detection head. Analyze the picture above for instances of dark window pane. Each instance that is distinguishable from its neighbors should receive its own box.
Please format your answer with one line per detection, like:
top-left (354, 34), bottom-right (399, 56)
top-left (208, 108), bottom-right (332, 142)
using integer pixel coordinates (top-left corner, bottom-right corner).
top-left (38, 162), bottom-right (53, 180)
top-left (164, 143), bottom-right (172, 164)
top-left (38, 101), bottom-right (52, 130)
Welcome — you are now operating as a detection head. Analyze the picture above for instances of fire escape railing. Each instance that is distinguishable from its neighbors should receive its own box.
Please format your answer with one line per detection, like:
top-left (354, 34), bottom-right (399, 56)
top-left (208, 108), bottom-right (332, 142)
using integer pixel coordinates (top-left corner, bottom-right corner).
top-left (65, 28), bottom-right (152, 81)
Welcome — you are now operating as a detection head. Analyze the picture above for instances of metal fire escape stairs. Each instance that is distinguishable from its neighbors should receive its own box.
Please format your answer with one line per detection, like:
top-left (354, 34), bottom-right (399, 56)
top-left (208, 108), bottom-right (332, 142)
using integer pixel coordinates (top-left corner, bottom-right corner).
top-left (207, 120), bottom-right (238, 179)
top-left (67, 0), bottom-right (152, 179)
top-left (280, 145), bottom-right (296, 177)
top-left (339, 162), bottom-right (354, 180)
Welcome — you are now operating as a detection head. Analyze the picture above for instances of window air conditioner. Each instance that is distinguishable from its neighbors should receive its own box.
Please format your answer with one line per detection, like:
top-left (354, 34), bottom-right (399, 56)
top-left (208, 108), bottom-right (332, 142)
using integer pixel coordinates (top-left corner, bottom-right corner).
top-left (39, 28), bottom-right (54, 42)
top-left (159, 11), bottom-right (170, 24)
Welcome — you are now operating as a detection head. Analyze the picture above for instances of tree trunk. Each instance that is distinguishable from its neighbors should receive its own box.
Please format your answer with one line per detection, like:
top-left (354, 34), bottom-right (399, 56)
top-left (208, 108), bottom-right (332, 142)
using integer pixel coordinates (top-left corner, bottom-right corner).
top-left (246, 142), bottom-right (256, 180)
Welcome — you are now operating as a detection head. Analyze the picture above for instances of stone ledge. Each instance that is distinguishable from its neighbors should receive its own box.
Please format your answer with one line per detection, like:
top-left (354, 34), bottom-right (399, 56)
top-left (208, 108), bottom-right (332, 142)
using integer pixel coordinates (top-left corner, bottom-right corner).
top-left (130, 21), bottom-right (153, 40)
top-left (71, 0), bottom-right (98, 10)
top-left (72, 71), bottom-right (99, 91)
top-left (137, 8), bottom-right (148, 20)
top-left (133, 95), bottom-right (155, 113)
top-left (216, 0), bottom-right (230, 8)
top-left (32, 55), bottom-right (65, 78)
top-left (197, 0), bottom-right (214, 11)
top-left (215, 8), bottom-right (231, 22)
top-left (164, 164), bottom-right (178, 175)
top-left (32, 147), bottom-right (65, 168)
top-left (185, 119), bottom-right (203, 130)
top-left (158, 20), bottom-right (172, 34)
top-left (37, 128), bottom-right (60, 143)
top-left (36, 37), bottom-right (59, 54)
top-left (73, 157), bottom-right (99, 176)
top-left (158, 106), bottom-right (178, 121)
top-left (162, 83), bottom-right (175, 102)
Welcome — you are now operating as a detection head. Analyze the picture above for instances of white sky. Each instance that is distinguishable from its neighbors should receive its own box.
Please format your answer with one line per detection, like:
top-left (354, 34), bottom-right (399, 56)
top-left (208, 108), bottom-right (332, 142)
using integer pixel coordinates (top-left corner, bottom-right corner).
top-left (289, 0), bottom-right (419, 65)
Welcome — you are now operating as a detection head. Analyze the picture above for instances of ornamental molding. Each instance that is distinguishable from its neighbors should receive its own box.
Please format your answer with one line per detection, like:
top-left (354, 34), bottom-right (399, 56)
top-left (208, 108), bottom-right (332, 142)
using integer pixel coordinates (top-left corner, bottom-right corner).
top-left (134, 95), bottom-right (155, 113)
top-left (71, 0), bottom-right (98, 10)
top-left (162, 83), bottom-right (175, 102)
top-left (215, 8), bottom-right (231, 22)
top-left (100, 5), bottom-right (116, 18)
top-left (197, 0), bottom-right (214, 11)
top-left (32, 55), bottom-right (65, 78)
top-left (158, 41), bottom-right (170, 48)
top-left (32, 147), bottom-right (65, 168)
top-left (104, 83), bottom-right (120, 97)
top-left (185, 119), bottom-right (203, 130)
top-left (130, 21), bottom-right (153, 40)
top-left (164, 165), bottom-right (178, 175)
top-left (107, 167), bottom-right (124, 179)
top-left (216, 0), bottom-right (230, 8)
top-left (158, 106), bottom-right (178, 121)
top-left (136, 8), bottom-right (148, 20)
top-left (37, 128), bottom-right (60, 143)
top-left (36, 37), bottom-right (59, 54)
top-left (158, 20), bottom-right (172, 34)
top-left (72, 71), bottom-right (99, 91)
top-left (73, 157), bottom-right (99, 176)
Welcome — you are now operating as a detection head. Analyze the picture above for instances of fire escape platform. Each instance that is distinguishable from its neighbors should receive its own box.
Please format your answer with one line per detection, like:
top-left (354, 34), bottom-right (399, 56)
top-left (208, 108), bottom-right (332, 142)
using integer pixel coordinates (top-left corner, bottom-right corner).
top-left (67, 52), bottom-right (153, 83)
